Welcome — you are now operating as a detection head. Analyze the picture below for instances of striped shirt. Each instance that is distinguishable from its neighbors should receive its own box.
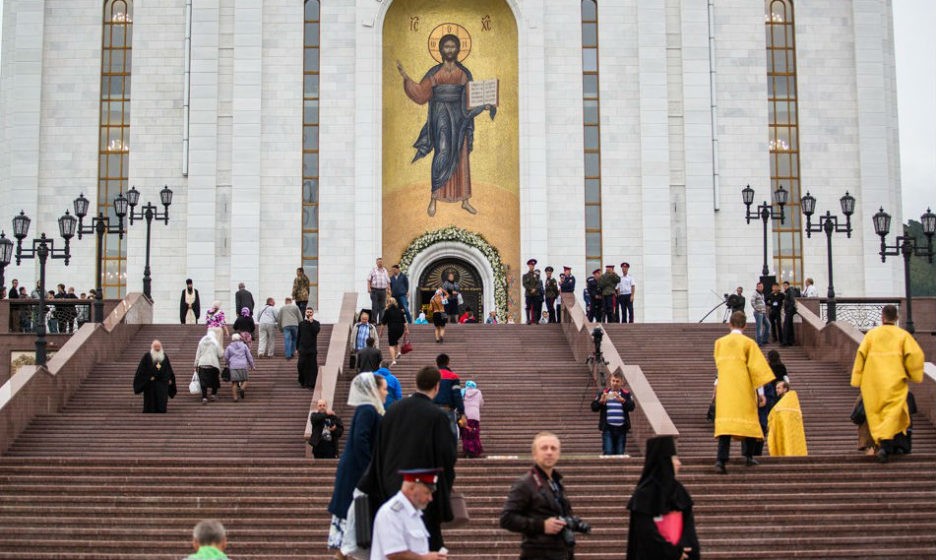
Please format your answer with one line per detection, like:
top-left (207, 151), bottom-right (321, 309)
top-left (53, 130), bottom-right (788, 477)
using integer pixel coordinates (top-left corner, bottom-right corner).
top-left (606, 397), bottom-right (625, 427)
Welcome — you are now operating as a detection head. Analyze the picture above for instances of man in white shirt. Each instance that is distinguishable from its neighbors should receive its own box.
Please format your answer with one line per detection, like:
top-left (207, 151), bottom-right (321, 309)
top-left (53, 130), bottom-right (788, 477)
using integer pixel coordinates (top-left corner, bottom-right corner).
top-left (802, 277), bottom-right (818, 298)
top-left (368, 257), bottom-right (391, 324)
top-left (370, 468), bottom-right (448, 560)
top-left (616, 262), bottom-right (637, 323)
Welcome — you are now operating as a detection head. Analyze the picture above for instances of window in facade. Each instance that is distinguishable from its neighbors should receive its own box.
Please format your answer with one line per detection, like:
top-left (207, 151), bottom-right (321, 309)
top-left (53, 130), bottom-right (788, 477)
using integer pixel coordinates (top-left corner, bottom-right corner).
top-left (302, 0), bottom-right (320, 307)
top-left (98, 0), bottom-right (133, 298)
top-left (582, 0), bottom-right (602, 275)
top-left (766, 0), bottom-right (803, 285)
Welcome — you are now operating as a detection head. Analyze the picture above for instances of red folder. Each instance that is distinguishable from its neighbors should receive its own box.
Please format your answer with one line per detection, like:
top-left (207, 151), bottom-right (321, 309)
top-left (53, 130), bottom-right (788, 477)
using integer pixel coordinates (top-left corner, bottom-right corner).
top-left (654, 511), bottom-right (683, 546)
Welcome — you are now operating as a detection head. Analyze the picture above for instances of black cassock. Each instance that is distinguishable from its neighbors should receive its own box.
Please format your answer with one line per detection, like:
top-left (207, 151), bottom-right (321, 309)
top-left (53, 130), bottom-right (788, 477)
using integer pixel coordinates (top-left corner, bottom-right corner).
top-left (133, 353), bottom-right (177, 413)
top-left (358, 392), bottom-right (457, 551)
top-left (296, 319), bottom-right (320, 389)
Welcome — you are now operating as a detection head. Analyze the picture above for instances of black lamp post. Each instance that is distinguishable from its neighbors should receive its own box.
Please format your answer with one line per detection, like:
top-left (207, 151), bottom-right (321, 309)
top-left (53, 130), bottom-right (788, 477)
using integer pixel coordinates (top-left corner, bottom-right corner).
top-left (872, 206), bottom-right (936, 334)
top-left (0, 232), bottom-right (13, 297)
top-left (742, 184), bottom-right (788, 286)
top-left (10, 209), bottom-right (78, 366)
top-left (801, 191), bottom-right (855, 323)
top-left (126, 185), bottom-right (173, 300)
top-left (73, 192), bottom-right (129, 323)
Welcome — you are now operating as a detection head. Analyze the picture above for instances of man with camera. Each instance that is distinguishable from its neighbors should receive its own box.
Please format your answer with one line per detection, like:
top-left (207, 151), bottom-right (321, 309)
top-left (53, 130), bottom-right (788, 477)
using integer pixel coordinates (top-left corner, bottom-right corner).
top-left (500, 432), bottom-right (589, 560)
top-left (726, 286), bottom-right (745, 315)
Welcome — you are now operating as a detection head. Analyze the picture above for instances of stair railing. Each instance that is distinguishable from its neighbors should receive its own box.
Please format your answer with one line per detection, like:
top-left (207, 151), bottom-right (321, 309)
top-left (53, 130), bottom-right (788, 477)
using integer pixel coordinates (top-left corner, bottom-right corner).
top-left (559, 294), bottom-right (679, 451)
top-left (798, 303), bottom-right (936, 429)
top-left (0, 292), bottom-right (152, 454)
top-left (304, 292), bottom-right (358, 448)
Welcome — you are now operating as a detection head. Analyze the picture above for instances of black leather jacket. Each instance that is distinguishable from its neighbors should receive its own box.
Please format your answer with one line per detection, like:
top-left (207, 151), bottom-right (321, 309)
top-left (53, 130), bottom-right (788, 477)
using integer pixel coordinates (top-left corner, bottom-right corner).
top-left (500, 466), bottom-right (574, 560)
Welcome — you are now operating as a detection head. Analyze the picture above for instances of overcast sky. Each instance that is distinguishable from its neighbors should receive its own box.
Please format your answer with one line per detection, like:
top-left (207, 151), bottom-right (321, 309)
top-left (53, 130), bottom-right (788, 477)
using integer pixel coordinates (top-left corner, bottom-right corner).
top-left (0, 3), bottom-right (930, 218)
top-left (893, 0), bottom-right (935, 220)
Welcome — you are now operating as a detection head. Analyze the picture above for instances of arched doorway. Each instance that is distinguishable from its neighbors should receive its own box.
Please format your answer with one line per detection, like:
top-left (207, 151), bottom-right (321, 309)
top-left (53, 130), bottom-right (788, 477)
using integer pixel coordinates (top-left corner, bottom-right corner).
top-left (417, 258), bottom-right (484, 320)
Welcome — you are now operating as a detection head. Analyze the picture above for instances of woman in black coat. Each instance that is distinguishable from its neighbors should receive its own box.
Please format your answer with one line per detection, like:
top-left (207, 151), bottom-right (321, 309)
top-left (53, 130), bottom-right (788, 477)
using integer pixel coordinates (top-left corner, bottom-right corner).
top-left (379, 297), bottom-right (409, 365)
top-left (326, 372), bottom-right (387, 553)
top-left (627, 435), bottom-right (700, 560)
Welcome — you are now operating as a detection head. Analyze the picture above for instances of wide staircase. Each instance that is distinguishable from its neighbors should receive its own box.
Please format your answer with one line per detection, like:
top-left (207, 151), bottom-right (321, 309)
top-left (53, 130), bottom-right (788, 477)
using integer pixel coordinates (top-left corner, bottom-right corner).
top-left (0, 321), bottom-right (934, 558)
top-left (332, 323), bottom-right (602, 455)
top-left (604, 323), bottom-right (936, 457)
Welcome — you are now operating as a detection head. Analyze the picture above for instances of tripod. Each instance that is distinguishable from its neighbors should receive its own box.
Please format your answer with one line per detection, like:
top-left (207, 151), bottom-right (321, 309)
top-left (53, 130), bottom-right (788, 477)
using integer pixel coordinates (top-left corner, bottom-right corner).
top-left (581, 327), bottom-right (610, 406)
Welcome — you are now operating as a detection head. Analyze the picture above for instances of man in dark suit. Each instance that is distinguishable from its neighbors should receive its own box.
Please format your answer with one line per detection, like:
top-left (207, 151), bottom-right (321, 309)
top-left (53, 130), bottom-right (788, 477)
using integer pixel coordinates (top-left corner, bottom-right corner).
top-left (358, 366), bottom-right (457, 551)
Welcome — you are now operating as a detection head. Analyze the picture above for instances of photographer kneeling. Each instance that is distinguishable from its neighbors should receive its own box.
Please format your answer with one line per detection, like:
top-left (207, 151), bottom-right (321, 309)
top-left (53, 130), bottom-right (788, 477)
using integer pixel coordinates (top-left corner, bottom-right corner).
top-left (500, 432), bottom-right (589, 560)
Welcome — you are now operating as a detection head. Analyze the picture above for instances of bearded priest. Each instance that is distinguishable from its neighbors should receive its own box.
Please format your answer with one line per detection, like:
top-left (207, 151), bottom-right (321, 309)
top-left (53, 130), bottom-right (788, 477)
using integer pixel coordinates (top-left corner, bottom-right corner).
top-left (133, 339), bottom-right (177, 413)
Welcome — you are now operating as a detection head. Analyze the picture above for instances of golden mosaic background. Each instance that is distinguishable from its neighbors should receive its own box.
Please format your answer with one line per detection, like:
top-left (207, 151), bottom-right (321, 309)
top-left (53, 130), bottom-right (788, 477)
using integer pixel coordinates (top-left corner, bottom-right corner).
top-left (382, 0), bottom-right (520, 317)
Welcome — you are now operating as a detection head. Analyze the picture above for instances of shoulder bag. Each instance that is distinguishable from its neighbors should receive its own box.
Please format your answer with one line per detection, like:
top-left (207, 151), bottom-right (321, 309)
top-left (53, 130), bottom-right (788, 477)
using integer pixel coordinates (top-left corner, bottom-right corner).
top-left (188, 371), bottom-right (201, 395)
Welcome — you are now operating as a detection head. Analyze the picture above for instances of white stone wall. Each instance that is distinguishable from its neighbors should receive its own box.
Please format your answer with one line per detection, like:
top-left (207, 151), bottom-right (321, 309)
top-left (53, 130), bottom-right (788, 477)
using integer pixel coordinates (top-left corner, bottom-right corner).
top-left (0, 0), bottom-right (905, 322)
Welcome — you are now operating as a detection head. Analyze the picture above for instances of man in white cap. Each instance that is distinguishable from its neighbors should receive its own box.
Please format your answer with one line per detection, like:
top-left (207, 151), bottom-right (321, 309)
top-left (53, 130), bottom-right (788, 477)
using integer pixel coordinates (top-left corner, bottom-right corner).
top-left (370, 468), bottom-right (448, 560)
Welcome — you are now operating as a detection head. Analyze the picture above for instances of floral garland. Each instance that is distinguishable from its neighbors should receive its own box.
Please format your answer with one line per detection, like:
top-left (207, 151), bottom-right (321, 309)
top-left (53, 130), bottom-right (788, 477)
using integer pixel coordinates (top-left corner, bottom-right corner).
top-left (399, 226), bottom-right (509, 322)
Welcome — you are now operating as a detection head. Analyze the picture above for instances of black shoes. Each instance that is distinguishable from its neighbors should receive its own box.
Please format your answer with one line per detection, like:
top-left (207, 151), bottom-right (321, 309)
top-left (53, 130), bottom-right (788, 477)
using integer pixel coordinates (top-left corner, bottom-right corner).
top-left (745, 456), bottom-right (759, 467)
top-left (876, 448), bottom-right (889, 463)
top-left (714, 461), bottom-right (727, 474)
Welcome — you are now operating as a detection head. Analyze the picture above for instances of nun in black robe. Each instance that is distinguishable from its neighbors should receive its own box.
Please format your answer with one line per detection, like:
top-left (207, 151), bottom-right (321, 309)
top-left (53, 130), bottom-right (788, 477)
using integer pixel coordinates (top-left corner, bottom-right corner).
top-left (133, 351), bottom-right (177, 413)
top-left (627, 436), bottom-right (700, 560)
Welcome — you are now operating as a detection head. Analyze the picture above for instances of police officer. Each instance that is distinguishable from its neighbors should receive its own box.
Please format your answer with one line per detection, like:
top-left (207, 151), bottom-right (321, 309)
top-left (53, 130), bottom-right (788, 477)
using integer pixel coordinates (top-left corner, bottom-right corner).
top-left (522, 259), bottom-right (544, 325)
top-left (598, 264), bottom-right (620, 323)
top-left (586, 269), bottom-right (602, 322)
top-left (543, 267), bottom-right (560, 323)
top-left (371, 468), bottom-right (449, 560)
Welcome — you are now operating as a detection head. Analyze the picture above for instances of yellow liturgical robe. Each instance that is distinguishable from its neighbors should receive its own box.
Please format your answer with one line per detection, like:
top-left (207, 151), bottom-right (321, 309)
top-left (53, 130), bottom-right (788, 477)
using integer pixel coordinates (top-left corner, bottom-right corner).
top-left (850, 324), bottom-right (924, 444)
top-left (767, 390), bottom-right (808, 456)
top-left (713, 331), bottom-right (776, 439)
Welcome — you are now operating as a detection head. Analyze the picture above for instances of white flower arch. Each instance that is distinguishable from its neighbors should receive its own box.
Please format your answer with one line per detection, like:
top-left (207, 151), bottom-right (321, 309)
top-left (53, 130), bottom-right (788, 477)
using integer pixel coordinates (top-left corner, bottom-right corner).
top-left (400, 227), bottom-right (508, 321)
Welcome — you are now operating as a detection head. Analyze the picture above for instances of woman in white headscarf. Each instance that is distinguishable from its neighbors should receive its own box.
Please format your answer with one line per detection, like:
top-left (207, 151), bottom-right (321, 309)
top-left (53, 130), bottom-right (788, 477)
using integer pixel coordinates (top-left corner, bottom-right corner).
top-left (193, 332), bottom-right (223, 404)
top-left (326, 372), bottom-right (388, 556)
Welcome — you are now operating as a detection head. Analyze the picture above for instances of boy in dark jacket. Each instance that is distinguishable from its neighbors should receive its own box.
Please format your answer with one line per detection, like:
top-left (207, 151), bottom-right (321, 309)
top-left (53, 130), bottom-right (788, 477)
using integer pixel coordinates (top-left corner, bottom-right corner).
top-left (590, 370), bottom-right (635, 455)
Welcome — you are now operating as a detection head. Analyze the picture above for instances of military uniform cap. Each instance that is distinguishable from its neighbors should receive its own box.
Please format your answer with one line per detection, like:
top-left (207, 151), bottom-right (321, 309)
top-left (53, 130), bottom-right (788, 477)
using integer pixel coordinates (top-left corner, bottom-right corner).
top-left (399, 468), bottom-right (442, 490)
top-left (527, 258), bottom-right (537, 266)
top-left (563, 265), bottom-right (572, 270)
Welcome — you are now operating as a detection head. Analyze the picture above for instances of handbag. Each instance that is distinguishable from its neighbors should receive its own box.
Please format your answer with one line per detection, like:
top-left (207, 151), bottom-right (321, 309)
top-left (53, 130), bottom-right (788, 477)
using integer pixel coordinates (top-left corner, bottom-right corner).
top-left (352, 493), bottom-right (373, 549)
top-left (457, 293), bottom-right (464, 305)
top-left (850, 398), bottom-right (866, 425)
top-left (188, 371), bottom-right (201, 395)
top-left (221, 367), bottom-right (231, 382)
top-left (400, 336), bottom-right (413, 355)
top-left (706, 401), bottom-right (716, 422)
top-left (443, 492), bottom-right (470, 529)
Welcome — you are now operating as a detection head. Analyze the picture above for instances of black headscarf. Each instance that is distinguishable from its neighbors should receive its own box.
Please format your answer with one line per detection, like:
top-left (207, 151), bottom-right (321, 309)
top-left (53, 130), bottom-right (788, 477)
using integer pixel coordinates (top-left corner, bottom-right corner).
top-left (627, 436), bottom-right (692, 516)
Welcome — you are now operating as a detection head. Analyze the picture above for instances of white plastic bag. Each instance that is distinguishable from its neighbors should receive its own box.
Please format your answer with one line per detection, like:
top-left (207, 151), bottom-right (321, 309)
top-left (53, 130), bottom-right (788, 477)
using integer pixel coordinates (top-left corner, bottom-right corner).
top-left (188, 371), bottom-right (201, 395)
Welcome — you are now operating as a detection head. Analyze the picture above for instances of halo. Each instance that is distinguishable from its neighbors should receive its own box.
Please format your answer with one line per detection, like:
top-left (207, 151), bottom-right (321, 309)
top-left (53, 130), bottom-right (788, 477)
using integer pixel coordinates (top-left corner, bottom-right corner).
top-left (428, 23), bottom-right (472, 63)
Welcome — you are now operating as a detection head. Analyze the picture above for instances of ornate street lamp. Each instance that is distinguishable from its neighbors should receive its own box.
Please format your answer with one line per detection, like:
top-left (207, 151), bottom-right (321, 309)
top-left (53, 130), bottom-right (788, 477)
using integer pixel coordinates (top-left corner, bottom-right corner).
top-left (873, 206), bottom-right (936, 334)
top-left (73, 192), bottom-right (128, 323)
top-left (127, 185), bottom-right (173, 299)
top-left (801, 191), bottom-right (855, 322)
top-left (742, 184), bottom-right (788, 284)
top-left (0, 232), bottom-right (13, 297)
top-left (10, 209), bottom-right (77, 365)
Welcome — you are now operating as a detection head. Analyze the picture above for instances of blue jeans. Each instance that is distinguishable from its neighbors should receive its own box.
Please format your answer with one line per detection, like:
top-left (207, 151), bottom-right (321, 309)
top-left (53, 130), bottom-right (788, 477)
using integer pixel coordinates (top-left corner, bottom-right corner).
top-left (394, 294), bottom-right (413, 323)
top-left (602, 426), bottom-right (627, 455)
top-left (283, 325), bottom-right (298, 358)
top-left (753, 311), bottom-right (770, 345)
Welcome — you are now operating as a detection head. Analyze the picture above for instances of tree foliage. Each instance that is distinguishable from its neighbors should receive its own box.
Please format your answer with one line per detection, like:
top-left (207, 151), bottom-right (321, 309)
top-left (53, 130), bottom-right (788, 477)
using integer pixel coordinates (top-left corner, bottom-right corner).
top-left (906, 220), bottom-right (936, 297)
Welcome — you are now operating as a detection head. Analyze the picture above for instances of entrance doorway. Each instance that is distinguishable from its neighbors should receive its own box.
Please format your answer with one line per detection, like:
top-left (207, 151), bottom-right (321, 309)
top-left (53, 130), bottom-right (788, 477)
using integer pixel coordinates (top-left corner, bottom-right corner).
top-left (417, 258), bottom-right (484, 321)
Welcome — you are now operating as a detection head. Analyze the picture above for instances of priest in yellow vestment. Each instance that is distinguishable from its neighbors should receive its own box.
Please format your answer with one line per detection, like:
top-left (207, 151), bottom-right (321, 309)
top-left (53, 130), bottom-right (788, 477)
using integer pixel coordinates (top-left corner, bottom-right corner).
top-left (850, 305), bottom-right (924, 462)
top-left (767, 381), bottom-right (808, 456)
top-left (713, 312), bottom-right (776, 473)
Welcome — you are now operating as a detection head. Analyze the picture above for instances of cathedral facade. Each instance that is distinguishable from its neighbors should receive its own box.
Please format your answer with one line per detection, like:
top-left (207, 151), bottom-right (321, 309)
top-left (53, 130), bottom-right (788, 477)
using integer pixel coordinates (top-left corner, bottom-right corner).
top-left (0, 0), bottom-right (904, 323)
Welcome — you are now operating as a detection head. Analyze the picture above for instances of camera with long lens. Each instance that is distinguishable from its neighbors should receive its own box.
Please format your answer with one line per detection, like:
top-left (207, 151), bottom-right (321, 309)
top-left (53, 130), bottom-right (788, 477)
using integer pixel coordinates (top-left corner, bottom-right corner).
top-left (559, 515), bottom-right (591, 547)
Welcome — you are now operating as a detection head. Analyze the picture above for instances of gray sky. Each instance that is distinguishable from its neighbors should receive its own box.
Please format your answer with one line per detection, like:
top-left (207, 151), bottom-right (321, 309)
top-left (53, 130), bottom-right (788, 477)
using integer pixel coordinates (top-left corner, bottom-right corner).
top-left (0, 3), bottom-right (930, 218)
top-left (894, 0), bottom-right (936, 220)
